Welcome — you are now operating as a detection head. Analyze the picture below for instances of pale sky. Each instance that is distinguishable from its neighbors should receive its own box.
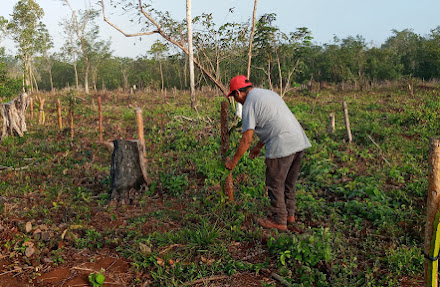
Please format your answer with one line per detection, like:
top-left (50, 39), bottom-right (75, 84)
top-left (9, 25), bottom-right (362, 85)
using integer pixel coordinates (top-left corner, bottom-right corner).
top-left (1, 0), bottom-right (439, 58)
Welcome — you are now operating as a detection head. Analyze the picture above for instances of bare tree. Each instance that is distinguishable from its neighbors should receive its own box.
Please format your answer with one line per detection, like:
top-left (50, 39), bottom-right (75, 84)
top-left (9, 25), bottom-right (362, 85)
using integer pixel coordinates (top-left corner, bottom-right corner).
top-left (61, 16), bottom-right (80, 89)
top-left (61, 0), bottom-right (99, 94)
top-left (247, 0), bottom-right (258, 79)
top-left (186, 0), bottom-right (196, 108)
top-left (99, 0), bottom-right (228, 96)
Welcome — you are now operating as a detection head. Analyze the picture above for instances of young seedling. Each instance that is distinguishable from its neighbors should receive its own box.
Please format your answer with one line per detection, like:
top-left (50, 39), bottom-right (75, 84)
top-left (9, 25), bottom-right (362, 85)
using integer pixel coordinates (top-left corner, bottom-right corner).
top-left (88, 271), bottom-right (105, 287)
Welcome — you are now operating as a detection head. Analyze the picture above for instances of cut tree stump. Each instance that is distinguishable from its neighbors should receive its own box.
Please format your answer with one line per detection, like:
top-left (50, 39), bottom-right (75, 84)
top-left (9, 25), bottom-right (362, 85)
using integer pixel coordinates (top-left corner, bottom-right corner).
top-left (110, 139), bottom-right (149, 204)
top-left (1, 92), bottom-right (30, 140)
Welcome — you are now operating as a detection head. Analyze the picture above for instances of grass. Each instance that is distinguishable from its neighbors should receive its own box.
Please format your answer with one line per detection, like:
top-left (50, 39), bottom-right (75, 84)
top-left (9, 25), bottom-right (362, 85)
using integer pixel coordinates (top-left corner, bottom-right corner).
top-left (0, 87), bottom-right (433, 286)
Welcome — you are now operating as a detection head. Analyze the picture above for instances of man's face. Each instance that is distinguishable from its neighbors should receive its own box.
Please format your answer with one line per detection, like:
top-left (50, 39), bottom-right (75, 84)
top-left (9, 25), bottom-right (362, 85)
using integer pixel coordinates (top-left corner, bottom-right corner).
top-left (232, 90), bottom-right (239, 100)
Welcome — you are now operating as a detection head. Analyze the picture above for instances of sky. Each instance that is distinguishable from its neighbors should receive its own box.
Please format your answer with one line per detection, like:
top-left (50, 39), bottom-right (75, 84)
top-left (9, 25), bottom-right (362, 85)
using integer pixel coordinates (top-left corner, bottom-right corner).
top-left (1, 0), bottom-right (440, 58)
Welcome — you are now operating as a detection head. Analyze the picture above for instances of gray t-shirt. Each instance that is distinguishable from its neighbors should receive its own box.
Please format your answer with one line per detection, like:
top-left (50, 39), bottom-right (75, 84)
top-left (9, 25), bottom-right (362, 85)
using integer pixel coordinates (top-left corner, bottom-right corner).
top-left (242, 88), bottom-right (312, 159)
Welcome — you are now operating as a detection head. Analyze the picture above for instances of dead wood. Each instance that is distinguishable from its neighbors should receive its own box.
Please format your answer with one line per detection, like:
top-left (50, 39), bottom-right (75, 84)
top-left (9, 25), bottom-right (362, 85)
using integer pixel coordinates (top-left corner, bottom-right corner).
top-left (110, 139), bottom-right (149, 204)
top-left (1, 92), bottom-right (30, 140)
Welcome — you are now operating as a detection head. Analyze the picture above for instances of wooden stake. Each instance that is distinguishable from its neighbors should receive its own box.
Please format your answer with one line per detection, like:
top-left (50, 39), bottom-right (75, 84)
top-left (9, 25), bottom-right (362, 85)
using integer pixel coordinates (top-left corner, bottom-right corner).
top-left (342, 101), bottom-right (352, 143)
top-left (69, 97), bottom-right (74, 140)
top-left (38, 97), bottom-right (45, 125)
top-left (328, 112), bottom-right (335, 134)
top-left (98, 96), bottom-right (103, 142)
top-left (425, 138), bottom-right (440, 287)
top-left (30, 98), bottom-right (34, 120)
top-left (135, 108), bottom-right (146, 158)
top-left (57, 98), bottom-right (63, 130)
top-left (221, 101), bottom-right (233, 202)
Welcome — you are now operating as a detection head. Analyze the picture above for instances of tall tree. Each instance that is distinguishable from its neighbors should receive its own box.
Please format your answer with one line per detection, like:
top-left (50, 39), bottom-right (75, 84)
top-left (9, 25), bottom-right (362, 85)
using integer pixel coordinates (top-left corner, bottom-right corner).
top-left (89, 39), bottom-right (111, 91)
top-left (247, 0), bottom-right (258, 79)
top-left (382, 29), bottom-right (421, 77)
top-left (149, 40), bottom-right (168, 91)
top-left (35, 23), bottom-right (54, 91)
top-left (7, 0), bottom-right (45, 93)
top-left (276, 27), bottom-right (313, 97)
top-left (60, 15), bottom-right (80, 89)
top-left (253, 13), bottom-right (278, 90)
top-left (186, 0), bottom-right (196, 108)
top-left (0, 16), bottom-right (21, 99)
top-left (62, 0), bottom-right (100, 94)
top-left (99, 0), bottom-right (229, 96)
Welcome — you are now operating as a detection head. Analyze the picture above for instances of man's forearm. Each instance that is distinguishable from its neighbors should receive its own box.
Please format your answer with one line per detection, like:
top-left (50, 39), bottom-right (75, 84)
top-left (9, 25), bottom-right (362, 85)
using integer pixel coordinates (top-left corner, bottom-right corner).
top-left (231, 130), bottom-right (254, 166)
top-left (254, 141), bottom-right (264, 151)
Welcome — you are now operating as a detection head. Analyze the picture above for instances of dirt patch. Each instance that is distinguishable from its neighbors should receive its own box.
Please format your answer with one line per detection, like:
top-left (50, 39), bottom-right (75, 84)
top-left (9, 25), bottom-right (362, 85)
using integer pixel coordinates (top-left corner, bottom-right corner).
top-left (0, 259), bottom-right (30, 287)
top-left (35, 250), bottom-right (132, 287)
top-left (192, 272), bottom-right (273, 287)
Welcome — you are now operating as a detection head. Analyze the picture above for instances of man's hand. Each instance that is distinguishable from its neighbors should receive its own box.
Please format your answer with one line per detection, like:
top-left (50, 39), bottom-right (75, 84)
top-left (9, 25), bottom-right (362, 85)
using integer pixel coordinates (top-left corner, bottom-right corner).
top-left (249, 141), bottom-right (264, 160)
top-left (225, 157), bottom-right (235, 170)
top-left (249, 146), bottom-right (261, 160)
top-left (225, 130), bottom-right (254, 170)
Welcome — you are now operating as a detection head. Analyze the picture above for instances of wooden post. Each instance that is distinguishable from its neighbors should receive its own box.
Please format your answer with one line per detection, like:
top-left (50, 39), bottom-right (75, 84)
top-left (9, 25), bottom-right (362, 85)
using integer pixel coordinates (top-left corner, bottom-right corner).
top-left (98, 96), bottom-right (103, 142)
top-left (69, 97), bottom-right (74, 140)
top-left (425, 138), bottom-right (440, 286)
top-left (30, 98), bottom-right (34, 120)
top-left (57, 98), bottom-right (63, 130)
top-left (38, 97), bottom-right (45, 125)
top-left (221, 101), bottom-right (233, 202)
top-left (328, 113), bottom-right (335, 134)
top-left (342, 101), bottom-right (352, 143)
top-left (135, 108), bottom-right (146, 158)
top-left (0, 93), bottom-right (30, 140)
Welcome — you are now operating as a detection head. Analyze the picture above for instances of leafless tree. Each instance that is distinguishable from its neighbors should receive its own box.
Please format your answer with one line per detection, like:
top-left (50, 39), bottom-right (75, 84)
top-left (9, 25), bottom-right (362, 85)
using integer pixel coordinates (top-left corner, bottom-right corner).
top-left (99, 0), bottom-right (228, 96)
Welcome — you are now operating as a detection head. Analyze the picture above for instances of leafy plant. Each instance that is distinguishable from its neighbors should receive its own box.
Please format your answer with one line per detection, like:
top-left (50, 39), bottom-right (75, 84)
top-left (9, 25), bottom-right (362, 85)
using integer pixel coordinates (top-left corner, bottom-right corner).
top-left (88, 271), bottom-right (105, 287)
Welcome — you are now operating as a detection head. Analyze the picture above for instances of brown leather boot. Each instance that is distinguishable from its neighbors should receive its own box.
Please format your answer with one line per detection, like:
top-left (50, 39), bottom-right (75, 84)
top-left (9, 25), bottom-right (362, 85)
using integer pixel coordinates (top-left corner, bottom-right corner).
top-left (257, 217), bottom-right (287, 231)
top-left (287, 216), bottom-right (295, 224)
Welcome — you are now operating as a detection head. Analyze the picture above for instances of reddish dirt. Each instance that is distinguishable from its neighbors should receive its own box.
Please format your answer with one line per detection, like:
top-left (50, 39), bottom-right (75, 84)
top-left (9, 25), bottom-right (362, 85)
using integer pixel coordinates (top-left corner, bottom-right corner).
top-left (0, 259), bottom-right (30, 287)
top-left (193, 272), bottom-right (273, 287)
top-left (36, 251), bottom-right (132, 287)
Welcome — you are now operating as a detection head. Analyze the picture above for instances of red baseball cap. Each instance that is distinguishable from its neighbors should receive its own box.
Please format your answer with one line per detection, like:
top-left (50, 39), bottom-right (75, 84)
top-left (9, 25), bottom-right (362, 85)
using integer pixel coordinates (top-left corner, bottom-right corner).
top-left (227, 75), bottom-right (252, 98)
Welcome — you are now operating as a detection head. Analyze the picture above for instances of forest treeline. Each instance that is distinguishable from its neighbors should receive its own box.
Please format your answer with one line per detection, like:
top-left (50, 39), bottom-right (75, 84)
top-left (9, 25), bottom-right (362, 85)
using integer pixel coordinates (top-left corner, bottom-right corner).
top-left (1, 0), bottom-right (439, 99)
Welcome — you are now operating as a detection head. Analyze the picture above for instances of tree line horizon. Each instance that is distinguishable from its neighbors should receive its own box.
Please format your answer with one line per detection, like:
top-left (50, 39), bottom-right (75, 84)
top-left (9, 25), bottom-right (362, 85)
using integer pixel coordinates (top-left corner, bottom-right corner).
top-left (1, 0), bottom-right (439, 99)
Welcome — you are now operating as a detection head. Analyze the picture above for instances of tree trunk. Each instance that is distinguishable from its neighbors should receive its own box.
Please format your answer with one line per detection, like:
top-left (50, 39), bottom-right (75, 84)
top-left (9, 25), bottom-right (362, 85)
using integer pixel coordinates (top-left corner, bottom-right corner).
top-left (84, 56), bottom-right (90, 94)
top-left (247, 0), bottom-right (258, 79)
top-left (159, 60), bottom-right (164, 91)
top-left (73, 59), bottom-right (79, 90)
top-left (187, 0), bottom-right (196, 109)
top-left (1, 93), bottom-right (30, 140)
top-left (221, 101), bottom-right (233, 201)
top-left (425, 138), bottom-right (440, 287)
top-left (110, 139), bottom-right (149, 204)
top-left (267, 58), bottom-right (273, 90)
top-left (276, 49), bottom-right (282, 96)
top-left (49, 68), bottom-right (54, 92)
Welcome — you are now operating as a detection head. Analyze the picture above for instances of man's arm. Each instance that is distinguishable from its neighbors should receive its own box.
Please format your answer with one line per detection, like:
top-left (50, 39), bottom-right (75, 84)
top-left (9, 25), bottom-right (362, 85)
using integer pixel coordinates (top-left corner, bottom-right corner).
top-left (225, 129), bottom-right (254, 170)
top-left (249, 140), bottom-right (264, 159)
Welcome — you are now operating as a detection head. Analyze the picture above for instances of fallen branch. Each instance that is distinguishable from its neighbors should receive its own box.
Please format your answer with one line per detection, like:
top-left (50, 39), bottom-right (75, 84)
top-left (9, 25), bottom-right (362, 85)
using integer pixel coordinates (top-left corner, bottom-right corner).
top-left (367, 135), bottom-right (391, 165)
top-left (0, 165), bottom-right (30, 171)
top-left (186, 275), bottom-right (229, 285)
top-left (241, 249), bottom-right (266, 261)
top-left (271, 272), bottom-right (293, 287)
top-left (0, 269), bottom-right (16, 277)
top-left (158, 244), bottom-right (183, 255)
top-left (174, 115), bottom-right (196, 122)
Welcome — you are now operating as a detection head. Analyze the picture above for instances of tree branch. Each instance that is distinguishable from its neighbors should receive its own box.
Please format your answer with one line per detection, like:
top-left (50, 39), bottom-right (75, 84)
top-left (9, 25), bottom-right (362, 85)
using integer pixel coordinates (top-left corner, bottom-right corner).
top-left (100, 0), bottom-right (228, 96)
top-left (99, 0), bottom-right (158, 37)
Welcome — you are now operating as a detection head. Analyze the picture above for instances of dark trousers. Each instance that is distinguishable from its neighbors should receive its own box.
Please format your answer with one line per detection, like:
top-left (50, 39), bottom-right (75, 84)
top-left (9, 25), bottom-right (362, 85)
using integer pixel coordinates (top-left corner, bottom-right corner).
top-left (265, 150), bottom-right (304, 224)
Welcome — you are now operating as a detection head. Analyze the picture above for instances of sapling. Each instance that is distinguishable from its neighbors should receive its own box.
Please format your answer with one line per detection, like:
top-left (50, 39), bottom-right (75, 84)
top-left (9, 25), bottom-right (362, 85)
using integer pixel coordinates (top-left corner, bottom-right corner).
top-left (88, 271), bottom-right (105, 287)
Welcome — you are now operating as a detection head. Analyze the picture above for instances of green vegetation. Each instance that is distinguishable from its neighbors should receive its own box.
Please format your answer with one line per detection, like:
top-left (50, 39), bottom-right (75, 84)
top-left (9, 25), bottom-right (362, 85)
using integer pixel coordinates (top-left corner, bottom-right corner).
top-left (0, 87), bottom-right (430, 286)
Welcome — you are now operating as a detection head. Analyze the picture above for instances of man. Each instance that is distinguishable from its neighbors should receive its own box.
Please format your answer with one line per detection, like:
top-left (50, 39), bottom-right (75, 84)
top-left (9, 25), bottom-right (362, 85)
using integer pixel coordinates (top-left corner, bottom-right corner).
top-left (225, 75), bottom-right (311, 231)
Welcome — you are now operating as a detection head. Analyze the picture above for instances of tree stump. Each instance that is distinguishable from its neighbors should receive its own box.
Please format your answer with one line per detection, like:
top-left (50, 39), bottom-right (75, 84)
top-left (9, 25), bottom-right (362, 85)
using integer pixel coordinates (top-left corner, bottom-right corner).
top-left (1, 92), bottom-right (30, 140)
top-left (110, 139), bottom-right (149, 204)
